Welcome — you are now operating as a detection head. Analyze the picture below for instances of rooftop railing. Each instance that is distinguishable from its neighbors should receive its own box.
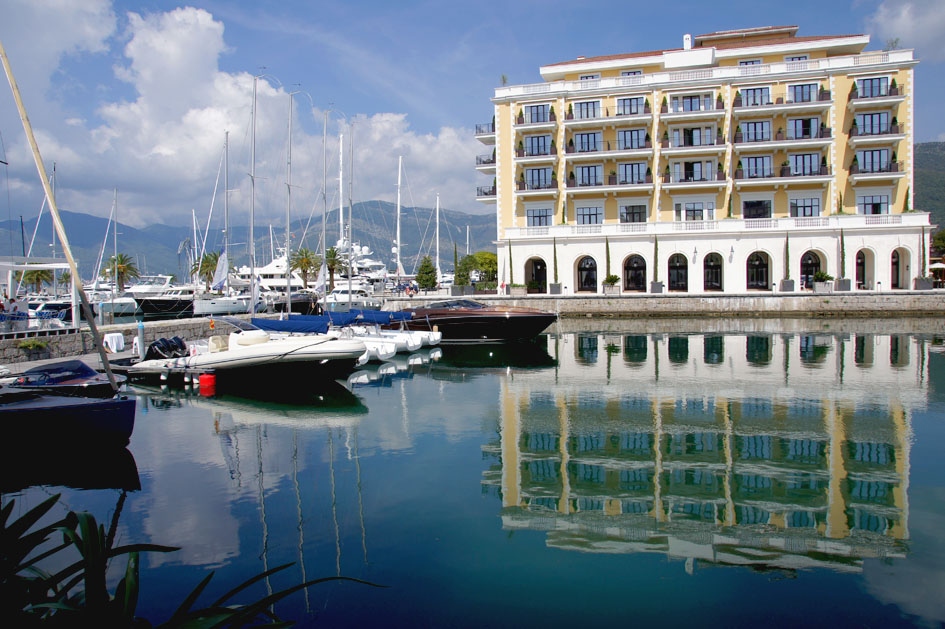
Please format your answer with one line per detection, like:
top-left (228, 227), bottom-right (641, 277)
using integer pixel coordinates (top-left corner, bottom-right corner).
top-left (495, 50), bottom-right (913, 100)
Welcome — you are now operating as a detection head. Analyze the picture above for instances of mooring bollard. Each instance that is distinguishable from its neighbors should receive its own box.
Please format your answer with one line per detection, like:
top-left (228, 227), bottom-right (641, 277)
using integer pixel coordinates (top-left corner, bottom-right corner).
top-left (137, 321), bottom-right (145, 360)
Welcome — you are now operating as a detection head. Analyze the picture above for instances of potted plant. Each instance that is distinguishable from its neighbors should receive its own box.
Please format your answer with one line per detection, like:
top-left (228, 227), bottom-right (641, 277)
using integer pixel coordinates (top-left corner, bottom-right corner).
top-left (715, 94), bottom-right (723, 110)
top-left (567, 138), bottom-right (575, 154)
top-left (849, 81), bottom-right (858, 99)
top-left (780, 159), bottom-right (792, 177)
top-left (891, 150), bottom-right (899, 172)
top-left (517, 107), bottom-right (524, 124)
top-left (734, 90), bottom-right (742, 107)
top-left (715, 128), bottom-right (723, 145)
top-left (820, 155), bottom-right (828, 175)
top-left (891, 115), bottom-right (899, 133)
top-left (661, 130), bottom-right (669, 148)
top-left (776, 127), bottom-right (784, 141)
top-left (890, 78), bottom-right (899, 96)
top-left (526, 279), bottom-right (542, 294)
top-left (644, 98), bottom-right (651, 114)
top-left (820, 122), bottom-right (829, 138)
top-left (567, 103), bottom-right (574, 120)
top-left (819, 85), bottom-right (830, 101)
top-left (850, 118), bottom-right (858, 136)
top-left (735, 159), bottom-right (744, 179)
top-left (660, 96), bottom-right (668, 113)
top-left (608, 169), bottom-right (617, 185)
top-left (17, 338), bottom-right (50, 360)
top-left (518, 172), bottom-right (526, 190)
top-left (645, 166), bottom-right (652, 184)
top-left (835, 229), bottom-right (851, 291)
top-left (650, 236), bottom-right (663, 293)
top-left (717, 163), bottom-right (724, 181)
top-left (663, 164), bottom-right (671, 183)
top-left (551, 170), bottom-right (558, 187)
top-left (509, 283), bottom-right (527, 296)
top-left (568, 170), bottom-right (576, 187)
top-left (603, 274), bottom-right (620, 294)
top-left (550, 139), bottom-right (557, 155)
top-left (516, 140), bottom-right (524, 158)
top-left (850, 155), bottom-right (859, 174)
top-left (549, 104), bottom-right (556, 122)
top-left (549, 237), bottom-right (562, 294)
top-left (734, 125), bottom-right (743, 143)
top-left (813, 270), bottom-right (834, 293)
top-left (644, 131), bottom-right (652, 148)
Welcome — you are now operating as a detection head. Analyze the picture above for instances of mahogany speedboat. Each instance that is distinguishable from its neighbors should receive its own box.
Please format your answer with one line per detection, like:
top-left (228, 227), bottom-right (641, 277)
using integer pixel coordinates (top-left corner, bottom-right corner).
top-left (394, 299), bottom-right (557, 342)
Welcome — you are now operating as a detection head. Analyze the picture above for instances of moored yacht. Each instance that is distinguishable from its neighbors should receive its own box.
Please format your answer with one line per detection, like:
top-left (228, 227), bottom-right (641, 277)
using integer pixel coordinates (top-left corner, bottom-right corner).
top-left (135, 286), bottom-right (196, 317)
top-left (394, 299), bottom-right (558, 342)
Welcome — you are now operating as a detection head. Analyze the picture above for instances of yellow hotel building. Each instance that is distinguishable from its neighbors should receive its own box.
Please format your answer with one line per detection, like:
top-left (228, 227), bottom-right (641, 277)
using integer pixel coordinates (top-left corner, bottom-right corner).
top-left (475, 26), bottom-right (931, 294)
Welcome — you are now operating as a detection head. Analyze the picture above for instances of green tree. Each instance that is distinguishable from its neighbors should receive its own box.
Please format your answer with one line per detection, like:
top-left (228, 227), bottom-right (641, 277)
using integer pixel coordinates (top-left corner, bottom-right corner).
top-left (325, 247), bottom-right (341, 291)
top-left (290, 247), bottom-right (321, 288)
top-left (416, 255), bottom-right (437, 290)
top-left (456, 255), bottom-right (474, 286)
top-left (190, 251), bottom-right (220, 291)
top-left (932, 229), bottom-right (945, 254)
top-left (471, 251), bottom-right (498, 281)
top-left (21, 268), bottom-right (53, 293)
top-left (103, 253), bottom-right (140, 292)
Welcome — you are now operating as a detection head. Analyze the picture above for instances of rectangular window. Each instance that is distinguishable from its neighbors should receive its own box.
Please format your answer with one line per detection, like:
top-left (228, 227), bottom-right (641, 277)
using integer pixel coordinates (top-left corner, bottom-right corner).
top-left (574, 132), bottom-right (601, 152)
top-left (788, 117), bottom-right (818, 139)
top-left (857, 149), bottom-right (890, 172)
top-left (576, 206), bottom-right (603, 224)
top-left (789, 83), bottom-right (817, 103)
top-left (742, 87), bottom-right (771, 106)
top-left (674, 201), bottom-right (715, 222)
top-left (672, 94), bottom-right (711, 113)
top-left (857, 194), bottom-right (889, 215)
top-left (616, 97), bottom-right (645, 115)
top-left (739, 59), bottom-right (762, 65)
top-left (791, 153), bottom-right (820, 176)
top-left (575, 101), bottom-right (600, 120)
top-left (673, 127), bottom-right (713, 147)
top-left (790, 198), bottom-right (821, 217)
top-left (857, 77), bottom-right (889, 98)
top-left (786, 55), bottom-right (809, 62)
top-left (744, 155), bottom-right (772, 178)
top-left (672, 160), bottom-right (715, 182)
top-left (743, 120), bottom-right (771, 142)
top-left (743, 200), bottom-right (772, 219)
top-left (621, 70), bottom-right (642, 76)
top-left (526, 208), bottom-right (552, 226)
top-left (524, 104), bottom-right (549, 123)
top-left (579, 73), bottom-right (600, 81)
top-left (617, 128), bottom-right (647, 149)
top-left (620, 204), bottom-right (647, 223)
top-left (577, 165), bottom-right (602, 186)
top-left (526, 167), bottom-right (552, 189)
top-left (524, 135), bottom-right (550, 156)
top-left (619, 162), bottom-right (647, 184)
top-left (856, 112), bottom-right (890, 135)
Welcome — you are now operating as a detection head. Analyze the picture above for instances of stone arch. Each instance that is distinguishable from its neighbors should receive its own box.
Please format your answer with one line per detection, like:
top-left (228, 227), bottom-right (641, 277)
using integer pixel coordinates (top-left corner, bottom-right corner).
top-left (800, 249), bottom-right (826, 289)
top-left (525, 256), bottom-right (548, 293)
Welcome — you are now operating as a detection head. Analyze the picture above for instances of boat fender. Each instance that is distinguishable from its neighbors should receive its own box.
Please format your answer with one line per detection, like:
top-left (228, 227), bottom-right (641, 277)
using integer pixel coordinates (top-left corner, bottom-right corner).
top-left (199, 373), bottom-right (216, 397)
top-left (235, 329), bottom-right (270, 346)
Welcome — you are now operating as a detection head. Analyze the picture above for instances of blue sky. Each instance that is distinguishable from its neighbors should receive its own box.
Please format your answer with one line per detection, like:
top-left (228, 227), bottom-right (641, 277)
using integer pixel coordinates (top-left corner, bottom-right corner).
top-left (1, 0), bottom-right (943, 231)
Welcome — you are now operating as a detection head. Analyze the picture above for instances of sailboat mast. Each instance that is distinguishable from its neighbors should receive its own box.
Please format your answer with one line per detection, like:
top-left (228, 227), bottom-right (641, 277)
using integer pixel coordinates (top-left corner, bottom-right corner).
top-left (320, 112), bottom-right (328, 292)
top-left (250, 76), bottom-right (258, 311)
top-left (285, 92), bottom-right (294, 314)
top-left (224, 130), bottom-right (229, 294)
top-left (347, 125), bottom-right (354, 309)
top-left (112, 188), bottom-right (117, 307)
top-left (466, 225), bottom-right (470, 254)
top-left (396, 155), bottom-right (403, 278)
top-left (338, 132), bottom-right (344, 245)
top-left (435, 193), bottom-right (441, 280)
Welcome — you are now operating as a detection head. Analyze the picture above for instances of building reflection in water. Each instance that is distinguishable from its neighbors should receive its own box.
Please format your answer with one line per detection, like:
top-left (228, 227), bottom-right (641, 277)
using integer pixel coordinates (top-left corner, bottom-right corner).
top-left (483, 332), bottom-right (928, 573)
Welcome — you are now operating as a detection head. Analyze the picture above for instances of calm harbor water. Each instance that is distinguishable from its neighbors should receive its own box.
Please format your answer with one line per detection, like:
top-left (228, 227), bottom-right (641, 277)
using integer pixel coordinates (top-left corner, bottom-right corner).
top-left (5, 318), bottom-right (945, 627)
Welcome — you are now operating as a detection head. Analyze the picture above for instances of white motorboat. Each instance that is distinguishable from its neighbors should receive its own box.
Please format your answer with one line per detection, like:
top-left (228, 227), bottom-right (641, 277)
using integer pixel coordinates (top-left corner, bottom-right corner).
top-left (193, 293), bottom-right (266, 316)
top-left (323, 285), bottom-right (383, 311)
top-left (125, 318), bottom-right (367, 384)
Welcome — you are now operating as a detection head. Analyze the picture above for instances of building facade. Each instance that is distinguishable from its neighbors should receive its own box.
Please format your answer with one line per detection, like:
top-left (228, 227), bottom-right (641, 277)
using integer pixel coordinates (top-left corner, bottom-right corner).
top-left (475, 26), bottom-right (931, 295)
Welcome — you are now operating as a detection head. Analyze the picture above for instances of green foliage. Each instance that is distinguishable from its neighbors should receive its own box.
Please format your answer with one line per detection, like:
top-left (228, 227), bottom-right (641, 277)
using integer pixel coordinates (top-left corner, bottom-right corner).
top-left (415, 255), bottom-right (437, 290)
top-left (552, 238), bottom-right (559, 283)
top-left (784, 234), bottom-right (790, 280)
top-left (324, 246), bottom-right (340, 291)
top-left (840, 229), bottom-right (846, 278)
top-left (653, 235), bottom-right (659, 283)
top-left (21, 268), bottom-right (53, 294)
top-left (190, 251), bottom-right (220, 291)
top-left (290, 247), bottom-right (321, 289)
top-left (813, 270), bottom-right (834, 282)
top-left (17, 339), bottom-right (48, 351)
top-left (103, 253), bottom-right (140, 292)
top-left (1, 494), bottom-right (382, 627)
top-left (603, 274), bottom-right (619, 286)
top-left (932, 229), bottom-right (945, 254)
top-left (605, 237), bottom-right (611, 277)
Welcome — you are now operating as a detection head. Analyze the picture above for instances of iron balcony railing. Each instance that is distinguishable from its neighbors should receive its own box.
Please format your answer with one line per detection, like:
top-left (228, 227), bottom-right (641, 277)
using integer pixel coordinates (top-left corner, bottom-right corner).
top-left (733, 127), bottom-right (832, 143)
top-left (850, 161), bottom-right (902, 174)
top-left (850, 85), bottom-right (903, 99)
top-left (849, 124), bottom-right (903, 137)
top-left (668, 135), bottom-right (721, 148)
top-left (475, 122), bottom-right (495, 135)
top-left (476, 185), bottom-right (496, 197)
top-left (733, 89), bottom-right (832, 108)
top-left (517, 181), bottom-right (557, 191)
top-left (662, 171), bottom-right (724, 184)
top-left (515, 146), bottom-right (557, 157)
top-left (476, 154), bottom-right (496, 165)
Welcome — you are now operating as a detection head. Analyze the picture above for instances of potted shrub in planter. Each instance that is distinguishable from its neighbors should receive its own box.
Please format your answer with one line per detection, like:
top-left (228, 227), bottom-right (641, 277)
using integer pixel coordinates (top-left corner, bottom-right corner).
top-left (660, 96), bottom-right (668, 113)
top-left (549, 105), bottom-right (556, 122)
top-left (608, 170), bottom-right (617, 186)
top-left (776, 127), bottom-right (784, 141)
top-left (516, 140), bottom-right (524, 158)
top-left (644, 131), bottom-right (651, 148)
top-left (663, 164), bottom-right (671, 184)
top-left (715, 94), bottom-right (723, 110)
top-left (849, 81), bottom-right (858, 99)
top-left (813, 270), bottom-right (834, 293)
top-left (568, 170), bottom-right (576, 187)
top-left (820, 155), bottom-right (828, 175)
top-left (891, 116), bottom-right (899, 134)
top-left (517, 108), bottom-right (524, 125)
top-left (645, 166), bottom-right (652, 184)
top-left (650, 236), bottom-right (663, 293)
top-left (551, 171), bottom-right (558, 188)
top-left (850, 118), bottom-right (858, 137)
top-left (602, 274), bottom-right (620, 294)
top-left (644, 98), bottom-right (651, 114)
top-left (526, 279), bottom-right (542, 294)
top-left (735, 159), bottom-right (744, 179)
top-left (891, 151), bottom-right (899, 172)
top-left (661, 130), bottom-right (669, 148)
top-left (517, 173), bottom-right (526, 190)
top-left (820, 122), bottom-right (830, 138)
top-left (734, 90), bottom-right (742, 107)
top-left (780, 234), bottom-right (794, 291)
top-left (509, 283), bottom-right (527, 296)
top-left (819, 85), bottom-right (830, 101)
top-left (780, 159), bottom-right (792, 177)
top-left (734, 125), bottom-right (743, 143)
top-left (890, 78), bottom-right (898, 96)
top-left (850, 155), bottom-right (859, 174)
top-left (567, 103), bottom-right (574, 120)
top-left (716, 163), bottom-right (724, 181)
top-left (550, 139), bottom-right (557, 155)
top-left (567, 138), bottom-right (575, 154)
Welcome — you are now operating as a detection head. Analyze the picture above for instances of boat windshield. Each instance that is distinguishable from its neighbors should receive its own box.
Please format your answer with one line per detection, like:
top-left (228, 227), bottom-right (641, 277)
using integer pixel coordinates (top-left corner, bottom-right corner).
top-left (212, 316), bottom-right (261, 331)
top-left (425, 300), bottom-right (485, 310)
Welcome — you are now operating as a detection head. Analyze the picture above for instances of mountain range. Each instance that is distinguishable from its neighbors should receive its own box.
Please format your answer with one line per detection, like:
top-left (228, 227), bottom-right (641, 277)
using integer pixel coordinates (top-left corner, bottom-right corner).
top-left (0, 200), bottom-right (495, 281)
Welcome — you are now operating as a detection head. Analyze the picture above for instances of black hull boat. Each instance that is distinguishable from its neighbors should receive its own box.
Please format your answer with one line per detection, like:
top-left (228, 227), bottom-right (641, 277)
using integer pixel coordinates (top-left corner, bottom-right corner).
top-left (0, 388), bottom-right (136, 446)
top-left (136, 296), bottom-right (194, 317)
top-left (395, 299), bottom-right (557, 342)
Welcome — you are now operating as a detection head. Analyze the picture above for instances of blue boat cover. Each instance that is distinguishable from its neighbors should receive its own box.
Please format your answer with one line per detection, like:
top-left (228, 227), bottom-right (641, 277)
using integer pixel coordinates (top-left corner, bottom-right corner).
top-left (251, 317), bottom-right (330, 334)
top-left (251, 310), bottom-right (412, 334)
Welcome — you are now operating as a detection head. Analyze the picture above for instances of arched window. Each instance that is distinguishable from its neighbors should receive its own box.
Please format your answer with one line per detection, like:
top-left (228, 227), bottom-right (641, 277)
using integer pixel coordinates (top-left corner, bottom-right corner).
top-left (856, 251), bottom-right (865, 289)
top-left (526, 258), bottom-right (547, 293)
top-left (891, 250), bottom-right (900, 289)
top-left (747, 252), bottom-right (770, 290)
top-left (668, 254), bottom-right (688, 291)
top-left (577, 256), bottom-right (597, 292)
top-left (703, 253), bottom-right (723, 291)
top-left (800, 251), bottom-right (821, 289)
top-left (624, 255), bottom-right (646, 291)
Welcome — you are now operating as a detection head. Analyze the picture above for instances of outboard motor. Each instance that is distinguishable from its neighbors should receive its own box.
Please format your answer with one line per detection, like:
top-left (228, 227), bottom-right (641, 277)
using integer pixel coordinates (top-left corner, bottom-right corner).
top-left (144, 337), bottom-right (175, 361)
top-left (170, 336), bottom-right (188, 357)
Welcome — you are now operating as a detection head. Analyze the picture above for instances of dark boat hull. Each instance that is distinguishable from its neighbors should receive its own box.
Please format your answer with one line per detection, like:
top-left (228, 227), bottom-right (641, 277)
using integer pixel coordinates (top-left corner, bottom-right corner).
top-left (0, 390), bottom-right (136, 446)
top-left (137, 297), bottom-right (194, 317)
top-left (401, 310), bottom-right (557, 342)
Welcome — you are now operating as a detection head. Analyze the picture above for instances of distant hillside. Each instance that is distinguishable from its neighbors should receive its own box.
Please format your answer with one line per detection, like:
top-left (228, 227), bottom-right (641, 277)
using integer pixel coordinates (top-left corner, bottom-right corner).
top-left (0, 202), bottom-right (496, 281)
top-left (916, 142), bottom-right (945, 230)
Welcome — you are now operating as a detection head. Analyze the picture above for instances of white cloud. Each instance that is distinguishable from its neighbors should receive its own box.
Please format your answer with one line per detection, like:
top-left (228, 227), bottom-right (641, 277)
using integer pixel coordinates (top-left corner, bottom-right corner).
top-left (1, 4), bottom-right (485, 233)
top-left (866, 0), bottom-right (945, 61)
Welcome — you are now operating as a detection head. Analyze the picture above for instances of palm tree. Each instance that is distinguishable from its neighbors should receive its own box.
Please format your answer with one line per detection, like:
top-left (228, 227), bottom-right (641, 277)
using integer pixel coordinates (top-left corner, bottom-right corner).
top-left (191, 251), bottom-right (221, 291)
top-left (290, 248), bottom-right (321, 289)
top-left (21, 268), bottom-right (53, 294)
top-left (104, 253), bottom-right (140, 292)
top-left (325, 247), bottom-right (340, 291)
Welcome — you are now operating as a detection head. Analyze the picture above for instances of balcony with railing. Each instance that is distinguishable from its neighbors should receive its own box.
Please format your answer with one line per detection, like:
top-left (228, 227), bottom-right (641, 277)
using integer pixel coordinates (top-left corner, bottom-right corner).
top-left (661, 133), bottom-right (726, 156)
top-left (475, 122), bottom-right (495, 145)
top-left (661, 170), bottom-right (726, 189)
top-left (516, 180), bottom-right (559, 197)
top-left (849, 161), bottom-right (905, 182)
top-left (476, 185), bottom-right (496, 202)
top-left (848, 85), bottom-right (906, 109)
top-left (732, 89), bottom-right (832, 115)
top-left (734, 164), bottom-right (832, 187)
top-left (476, 153), bottom-right (496, 174)
top-left (514, 111), bottom-right (557, 130)
top-left (514, 146), bottom-right (558, 165)
top-left (733, 126), bottom-right (833, 152)
top-left (660, 97), bottom-right (725, 121)
top-left (502, 210), bottom-right (930, 240)
top-left (565, 172), bottom-right (654, 193)
top-left (848, 123), bottom-right (906, 147)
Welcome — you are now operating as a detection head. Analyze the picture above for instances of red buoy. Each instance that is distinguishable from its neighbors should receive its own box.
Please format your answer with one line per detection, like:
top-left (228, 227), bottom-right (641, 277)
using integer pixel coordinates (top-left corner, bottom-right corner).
top-left (198, 373), bottom-right (216, 397)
